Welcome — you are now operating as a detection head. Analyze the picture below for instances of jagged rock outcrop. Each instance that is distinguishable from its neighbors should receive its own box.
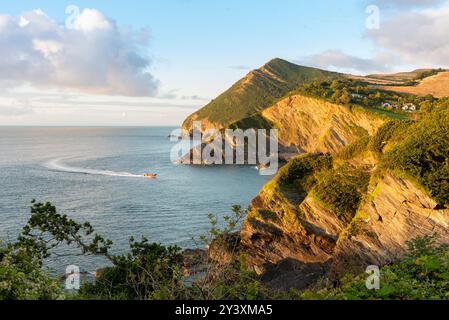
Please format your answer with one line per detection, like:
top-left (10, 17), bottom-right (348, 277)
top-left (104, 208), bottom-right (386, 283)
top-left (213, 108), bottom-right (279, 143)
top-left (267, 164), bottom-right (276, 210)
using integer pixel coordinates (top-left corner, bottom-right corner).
top-left (238, 170), bottom-right (449, 290)
top-left (262, 95), bottom-right (385, 158)
top-left (178, 94), bottom-right (385, 165)
top-left (330, 173), bottom-right (449, 277)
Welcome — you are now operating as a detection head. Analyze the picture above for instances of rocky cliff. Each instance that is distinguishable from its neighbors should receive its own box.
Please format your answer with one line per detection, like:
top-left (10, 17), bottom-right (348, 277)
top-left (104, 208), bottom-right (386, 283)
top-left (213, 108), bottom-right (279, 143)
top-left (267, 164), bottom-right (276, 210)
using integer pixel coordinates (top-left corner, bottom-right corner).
top-left (180, 58), bottom-right (449, 291)
top-left (240, 164), bottom-right (449, 289)
top-left (218, 101), bottom-right (448, 290)
top-left (179, 94), bottom-right (385, 165)
top-left (262, 95), bottom-right (384, 159)
top-left (330, 173), bottom-right (449, 277)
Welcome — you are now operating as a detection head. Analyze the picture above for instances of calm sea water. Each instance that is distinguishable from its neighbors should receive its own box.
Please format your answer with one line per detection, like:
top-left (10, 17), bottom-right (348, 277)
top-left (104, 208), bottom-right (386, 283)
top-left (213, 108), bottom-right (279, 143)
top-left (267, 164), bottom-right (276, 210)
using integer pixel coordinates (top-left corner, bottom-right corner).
top-left (0, 127), bottom-right (269, 273)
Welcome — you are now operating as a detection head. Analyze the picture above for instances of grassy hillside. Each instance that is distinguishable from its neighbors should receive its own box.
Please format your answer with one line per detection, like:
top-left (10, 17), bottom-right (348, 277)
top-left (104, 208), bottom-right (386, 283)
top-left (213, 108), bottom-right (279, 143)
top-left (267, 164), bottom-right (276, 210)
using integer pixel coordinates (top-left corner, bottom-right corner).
top-left (182, 61), bottom-right (448, 133)
top-left (382, 106), bottom-right (449, 206)
top-left (334, 101), bottom-right (449, 207)
top-left (182, 58), bottom-right (342, 131)
top-left (379, 71), bottom-right (449, 98)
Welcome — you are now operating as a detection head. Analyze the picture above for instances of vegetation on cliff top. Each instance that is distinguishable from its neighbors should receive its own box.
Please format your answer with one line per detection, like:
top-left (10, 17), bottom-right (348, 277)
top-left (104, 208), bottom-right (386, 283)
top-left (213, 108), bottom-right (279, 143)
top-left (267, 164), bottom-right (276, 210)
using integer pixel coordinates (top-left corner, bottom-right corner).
top-left (272, 153), bottom-right (369, 222)
top-left (312, 166), bottom-right (370, 222)
top-left (382, 104), bottom-right (449, 206)
top-left (333, 100), bottom-right (449, 207)
top-left (296, 78), bottom-right (435, 120)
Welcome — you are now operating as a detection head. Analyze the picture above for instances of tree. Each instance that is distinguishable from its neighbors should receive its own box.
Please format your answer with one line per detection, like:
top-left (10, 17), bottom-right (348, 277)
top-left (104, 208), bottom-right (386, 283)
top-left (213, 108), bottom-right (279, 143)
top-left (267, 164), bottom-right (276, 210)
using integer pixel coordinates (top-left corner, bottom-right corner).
top-left (340, 89), bottom-right (351, 105)
top-left (3, 201), bottom-right (184, 300)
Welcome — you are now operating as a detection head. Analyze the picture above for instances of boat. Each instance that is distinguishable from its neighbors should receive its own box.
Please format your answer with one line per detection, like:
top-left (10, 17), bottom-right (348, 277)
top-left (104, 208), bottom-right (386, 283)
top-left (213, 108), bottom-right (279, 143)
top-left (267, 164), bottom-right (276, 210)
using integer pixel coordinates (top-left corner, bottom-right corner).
top-left (143, 173), bottom-right (158, 179)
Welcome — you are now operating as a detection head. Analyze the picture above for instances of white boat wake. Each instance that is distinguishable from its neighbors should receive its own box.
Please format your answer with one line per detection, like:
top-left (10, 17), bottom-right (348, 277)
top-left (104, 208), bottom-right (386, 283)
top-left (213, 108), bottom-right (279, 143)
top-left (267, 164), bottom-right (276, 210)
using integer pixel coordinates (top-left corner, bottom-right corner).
top-left (45, 158), bottom-right (144, 179)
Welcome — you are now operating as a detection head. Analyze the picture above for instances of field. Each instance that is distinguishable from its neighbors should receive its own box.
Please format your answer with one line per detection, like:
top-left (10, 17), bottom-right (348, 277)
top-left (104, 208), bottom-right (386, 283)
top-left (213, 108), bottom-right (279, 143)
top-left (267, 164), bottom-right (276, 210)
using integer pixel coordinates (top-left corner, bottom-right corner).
top-left (379, 71), bottom-right (449, 98)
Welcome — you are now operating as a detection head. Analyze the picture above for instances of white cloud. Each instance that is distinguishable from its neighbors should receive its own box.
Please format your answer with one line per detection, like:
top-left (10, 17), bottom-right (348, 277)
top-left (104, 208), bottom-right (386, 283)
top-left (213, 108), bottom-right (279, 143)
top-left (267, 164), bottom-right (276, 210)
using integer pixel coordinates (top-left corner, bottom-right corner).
top-left (367, 2), bottom-right (449, 68)
top-left (298, 50), bottom-right (393, 75)
top-left (73, 8), bottom-right (112, 32)
top-left (300, 1), bottom-right (449, 74)
top-left (0, 9), bottom-right (158, 96)
top-left (19, 16), bottom-right (30, 27)
top-left (373, 0), bottom-right (444, 8)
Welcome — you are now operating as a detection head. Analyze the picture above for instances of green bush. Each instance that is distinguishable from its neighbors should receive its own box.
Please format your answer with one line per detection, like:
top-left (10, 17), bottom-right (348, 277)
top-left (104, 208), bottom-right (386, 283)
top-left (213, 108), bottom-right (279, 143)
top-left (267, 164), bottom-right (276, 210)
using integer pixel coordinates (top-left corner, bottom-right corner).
top-left (301, 235), bottom-right (449, 300)
top-left (279, 153), bottom-right (332, 187)
top-left (0, 245), bottom-right (61, 300)
top-left (80, 238), bottom-right (183, 300)
top-left (370, 120), bottom-right (413, 155)
top-left (337, 136), bottom-right (370, 160)
top-left (312, 166), bottom-right (370, 221)
top-left (385, 107), bottom-right (449, 206)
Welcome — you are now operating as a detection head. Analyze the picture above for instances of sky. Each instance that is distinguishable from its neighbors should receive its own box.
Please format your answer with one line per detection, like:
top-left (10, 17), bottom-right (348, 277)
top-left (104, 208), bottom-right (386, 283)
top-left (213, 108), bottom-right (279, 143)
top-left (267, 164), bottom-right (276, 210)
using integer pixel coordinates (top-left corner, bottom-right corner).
top-left (0, 0), bottom-right (448, 126)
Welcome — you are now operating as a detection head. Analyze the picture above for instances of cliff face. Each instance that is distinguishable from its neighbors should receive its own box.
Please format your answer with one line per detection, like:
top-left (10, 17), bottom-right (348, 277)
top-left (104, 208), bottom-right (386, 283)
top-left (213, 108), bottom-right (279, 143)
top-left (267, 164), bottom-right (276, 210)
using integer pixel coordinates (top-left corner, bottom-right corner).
top-left (232, 98), bottom-right (449, 290)
top-left (180, 58), bottom-right (449, 291)
top-left (179, 95), bottom-right (385, 165)
top-left (262, 95), bottom-right (384, 158)
top-left (330, 173), bottom-right (449, 277)
top-left (239, 168), bottom-right (449, 289)
top-left (241, 183), bottom-right (343, 273)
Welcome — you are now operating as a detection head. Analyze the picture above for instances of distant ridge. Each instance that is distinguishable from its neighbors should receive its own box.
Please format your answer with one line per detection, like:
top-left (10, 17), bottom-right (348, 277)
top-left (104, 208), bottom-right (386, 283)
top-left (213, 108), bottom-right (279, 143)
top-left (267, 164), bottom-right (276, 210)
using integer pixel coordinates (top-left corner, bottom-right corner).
top-left (367, 68), bottom-right (446, 83)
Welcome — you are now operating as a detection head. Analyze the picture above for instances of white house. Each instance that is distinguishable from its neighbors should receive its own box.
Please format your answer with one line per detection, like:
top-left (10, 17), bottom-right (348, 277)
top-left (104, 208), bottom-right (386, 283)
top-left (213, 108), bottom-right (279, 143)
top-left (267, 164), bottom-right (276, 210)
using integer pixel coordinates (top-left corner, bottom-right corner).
top-left (351, 93), bottom-right (365, 100)
top-left (402, 103), bottom-right (418, 112)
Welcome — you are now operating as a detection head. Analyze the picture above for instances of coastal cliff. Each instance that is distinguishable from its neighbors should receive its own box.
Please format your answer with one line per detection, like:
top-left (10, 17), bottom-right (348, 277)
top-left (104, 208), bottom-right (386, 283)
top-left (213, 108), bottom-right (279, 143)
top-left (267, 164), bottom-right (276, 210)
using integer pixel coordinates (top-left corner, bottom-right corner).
top-left (237, 105), bottom-right (449, 289)
top-left (262, 95), bottom-right (384, 158)
top-left (181, 58), bottom-right (341, 134)
top-left (180, 58), bottom-right (449, 290)
top-left (179, 94), bottom-right (385, 164)
top-left (240, 166), bottom-right (449, 289)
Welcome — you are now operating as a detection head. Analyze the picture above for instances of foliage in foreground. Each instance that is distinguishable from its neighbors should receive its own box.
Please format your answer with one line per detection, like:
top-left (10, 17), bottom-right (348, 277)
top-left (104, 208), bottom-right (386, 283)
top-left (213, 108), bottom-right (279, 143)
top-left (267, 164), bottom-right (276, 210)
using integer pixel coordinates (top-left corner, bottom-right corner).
top-left (1, 202), bottom-right (449, 300)
top-left (0, 244), bottom-right (61, 300)
top-left (1, 201), bottom-right (266, 300)
top-left (300, 235), bottom-right (449, 300)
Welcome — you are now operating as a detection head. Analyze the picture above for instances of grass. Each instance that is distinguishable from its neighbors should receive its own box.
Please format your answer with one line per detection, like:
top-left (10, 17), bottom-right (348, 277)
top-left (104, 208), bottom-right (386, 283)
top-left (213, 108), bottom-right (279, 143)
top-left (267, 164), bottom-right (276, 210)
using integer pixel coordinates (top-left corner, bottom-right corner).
top-left (360, 105), bottom-right (408, 120)
top-left (312, 166), bottom-right (370, 222)
top-left (379, 71), bottom-right (449, 98)
top-left (183, 58), bottom-right (342, 128)
top-left (336, 136), bottom-right (370, 160)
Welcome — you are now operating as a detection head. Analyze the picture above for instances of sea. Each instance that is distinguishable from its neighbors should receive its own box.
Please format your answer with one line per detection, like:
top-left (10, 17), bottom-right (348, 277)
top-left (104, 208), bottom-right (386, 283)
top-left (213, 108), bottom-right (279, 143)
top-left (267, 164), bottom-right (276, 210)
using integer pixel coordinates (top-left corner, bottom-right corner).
top-left (0, 127), bottom-right (270, 273)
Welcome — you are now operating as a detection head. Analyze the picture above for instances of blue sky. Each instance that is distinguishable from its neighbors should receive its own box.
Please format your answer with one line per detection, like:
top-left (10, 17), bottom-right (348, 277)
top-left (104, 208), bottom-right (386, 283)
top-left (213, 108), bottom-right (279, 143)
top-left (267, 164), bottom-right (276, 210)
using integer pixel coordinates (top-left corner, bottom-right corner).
top-left (0, 0), bottom-right (448, 125)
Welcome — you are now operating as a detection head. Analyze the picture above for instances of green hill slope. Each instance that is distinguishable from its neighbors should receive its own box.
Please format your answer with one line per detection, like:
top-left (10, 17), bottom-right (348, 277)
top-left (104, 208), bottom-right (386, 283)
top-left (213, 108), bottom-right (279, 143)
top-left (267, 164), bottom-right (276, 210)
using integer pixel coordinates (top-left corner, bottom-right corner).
top-left (182, 58), bottom-right (342, 132)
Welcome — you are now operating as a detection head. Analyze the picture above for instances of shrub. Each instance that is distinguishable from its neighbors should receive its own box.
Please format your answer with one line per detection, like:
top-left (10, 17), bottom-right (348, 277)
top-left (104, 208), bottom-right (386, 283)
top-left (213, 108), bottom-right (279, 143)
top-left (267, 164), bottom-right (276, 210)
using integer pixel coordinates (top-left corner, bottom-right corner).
top-left (301, 235), bottom-right (449, 300)
top-left (312, 166), bottom-right (370, 221)
top-left (385, 107), bottom-right (449, 206)
top-left (279, 153), bottom-right (333, 187)
top-left (80, 238), bottom-right (184, 300)
top-left (0, 245), bottom-right (61, 300)
top-left (370, 120), bottom-right (413, 155)
top-left (337, 136), bottom-right (370, 160)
